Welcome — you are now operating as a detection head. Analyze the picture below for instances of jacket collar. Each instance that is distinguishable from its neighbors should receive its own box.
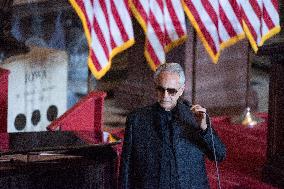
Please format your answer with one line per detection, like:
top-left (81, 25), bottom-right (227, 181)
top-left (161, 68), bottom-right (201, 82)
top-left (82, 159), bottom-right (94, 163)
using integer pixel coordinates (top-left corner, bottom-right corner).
top-left (152, 100), bottom-right (199, 135)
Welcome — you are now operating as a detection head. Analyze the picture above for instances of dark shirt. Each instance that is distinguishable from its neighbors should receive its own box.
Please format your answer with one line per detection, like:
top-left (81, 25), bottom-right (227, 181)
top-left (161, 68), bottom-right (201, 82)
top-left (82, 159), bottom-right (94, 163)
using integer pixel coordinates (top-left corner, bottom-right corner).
top-left (157, 105), bottom-right (180, 189)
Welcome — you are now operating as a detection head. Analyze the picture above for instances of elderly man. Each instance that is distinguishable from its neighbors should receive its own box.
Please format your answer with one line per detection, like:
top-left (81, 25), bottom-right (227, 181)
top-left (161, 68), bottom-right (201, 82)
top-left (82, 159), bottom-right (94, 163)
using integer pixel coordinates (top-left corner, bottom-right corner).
top-left (119, 63), bottom-right (226, 189)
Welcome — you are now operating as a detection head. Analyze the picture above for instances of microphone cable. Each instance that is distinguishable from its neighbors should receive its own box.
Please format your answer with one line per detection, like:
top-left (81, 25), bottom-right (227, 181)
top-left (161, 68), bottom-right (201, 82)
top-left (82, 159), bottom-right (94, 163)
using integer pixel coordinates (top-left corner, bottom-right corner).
top-left (180, 101), bottom-right (222, 189)
top-left (203, 112), bottom-right (222, 189)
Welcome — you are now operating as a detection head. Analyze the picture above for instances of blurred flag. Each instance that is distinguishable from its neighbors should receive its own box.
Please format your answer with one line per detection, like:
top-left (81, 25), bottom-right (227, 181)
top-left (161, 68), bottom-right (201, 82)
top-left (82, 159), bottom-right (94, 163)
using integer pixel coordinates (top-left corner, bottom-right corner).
top-left (129, 0), bottom-right (187, 70)
top-left (182, 0), bottom-right (221, 63)
top-left (238, 0), bottom-right (280, 52)
top-left (260, 0), bottom-right (281, 46)
top-left (219, 0), bottom-right (245, 49)
top-left (69, 0), bottom-right (134, 79)
top-left (182, 0), bottom-right (280, 62)
top-left (238, 0), bottom-right (263, 52)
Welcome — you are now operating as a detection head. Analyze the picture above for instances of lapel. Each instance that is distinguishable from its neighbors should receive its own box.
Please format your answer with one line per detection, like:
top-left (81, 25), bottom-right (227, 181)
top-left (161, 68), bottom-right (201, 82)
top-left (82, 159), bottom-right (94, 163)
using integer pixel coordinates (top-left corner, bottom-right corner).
top-left (174, 100), bottom-right (200, 137)
top-left (148, 101), bottom-right (201, 157)
top-left (150, 101), bottom-right (199, 145)
top-left (152, 103), bottom-right (176, 156)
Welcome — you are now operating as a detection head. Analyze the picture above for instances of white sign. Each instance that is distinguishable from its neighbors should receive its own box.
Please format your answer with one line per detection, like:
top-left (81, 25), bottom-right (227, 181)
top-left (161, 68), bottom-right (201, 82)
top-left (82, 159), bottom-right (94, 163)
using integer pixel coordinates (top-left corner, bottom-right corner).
top-left (0, 47), bottom-right (68, 132)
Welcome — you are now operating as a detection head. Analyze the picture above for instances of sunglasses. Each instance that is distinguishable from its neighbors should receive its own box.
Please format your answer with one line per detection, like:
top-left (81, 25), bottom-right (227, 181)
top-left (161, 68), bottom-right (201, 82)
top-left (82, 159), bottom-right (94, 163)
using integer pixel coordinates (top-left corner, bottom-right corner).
top-left (156, 85), bottom-right (179, 96)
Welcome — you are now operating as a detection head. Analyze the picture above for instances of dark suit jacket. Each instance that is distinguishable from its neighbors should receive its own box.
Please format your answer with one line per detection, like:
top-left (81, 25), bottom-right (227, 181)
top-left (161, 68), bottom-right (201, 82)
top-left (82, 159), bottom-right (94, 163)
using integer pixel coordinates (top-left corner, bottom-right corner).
top-left (119, 101), bottom-right (226, 189)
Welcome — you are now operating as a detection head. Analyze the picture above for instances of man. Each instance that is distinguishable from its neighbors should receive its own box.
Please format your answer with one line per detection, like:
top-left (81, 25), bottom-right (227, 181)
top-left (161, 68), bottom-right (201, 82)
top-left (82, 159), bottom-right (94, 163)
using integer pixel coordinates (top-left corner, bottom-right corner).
top-left (0, 0), bottom-right (29, 61)
top-left (119, 63), bottom-right (226, 189)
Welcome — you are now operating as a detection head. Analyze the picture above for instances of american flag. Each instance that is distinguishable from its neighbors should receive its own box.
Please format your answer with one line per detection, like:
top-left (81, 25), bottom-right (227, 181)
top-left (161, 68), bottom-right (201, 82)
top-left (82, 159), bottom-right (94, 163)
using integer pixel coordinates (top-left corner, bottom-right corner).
top-left (260, 0), bottom-right (281, 45)
top-left (219, 0), bottom-right (245, 49)
top-left (236, 0), bottom-right (280, 52)
top-left (238, 0), bottom-right (263, 51)
top-left (69, 0), bottom-right (134, 79)
top-left (182, 0), bottom-right (280, 63)
top-left (182, 0), bottom-right (221, 63)
top-left (69, 0), bottom-right (280, 71)
top-left (129, 0), bottom-right (187, 70)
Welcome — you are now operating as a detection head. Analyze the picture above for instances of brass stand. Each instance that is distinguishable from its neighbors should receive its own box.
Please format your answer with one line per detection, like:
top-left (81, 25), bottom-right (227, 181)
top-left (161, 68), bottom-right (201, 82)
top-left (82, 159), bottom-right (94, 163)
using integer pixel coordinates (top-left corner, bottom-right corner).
top-left (232, 107), bottom-right (258, 128)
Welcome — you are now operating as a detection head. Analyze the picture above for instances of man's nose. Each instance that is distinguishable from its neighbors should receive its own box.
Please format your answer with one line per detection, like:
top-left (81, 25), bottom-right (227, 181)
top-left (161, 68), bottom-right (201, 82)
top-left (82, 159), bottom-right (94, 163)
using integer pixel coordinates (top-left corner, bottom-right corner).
top-left (162, 90), bottom-right (170, 98)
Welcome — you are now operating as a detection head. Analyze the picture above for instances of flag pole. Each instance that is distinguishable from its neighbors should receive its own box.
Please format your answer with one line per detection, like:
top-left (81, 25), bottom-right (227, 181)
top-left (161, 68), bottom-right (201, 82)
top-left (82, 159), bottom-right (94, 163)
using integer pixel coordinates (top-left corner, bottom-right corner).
top-left (192, 29), bottom-right (197, 105)
top-left (231, 41), bottom-right (262, 128)
top-left (238, 42), bottom-right (258, 127)
top-left (245, 41), bottom-right (251, 108)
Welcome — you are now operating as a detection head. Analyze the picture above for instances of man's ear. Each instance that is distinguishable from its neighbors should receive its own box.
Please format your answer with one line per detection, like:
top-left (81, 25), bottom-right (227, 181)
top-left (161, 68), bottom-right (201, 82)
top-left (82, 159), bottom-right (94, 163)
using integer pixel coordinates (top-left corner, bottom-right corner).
top-left (181, 85), bottom-right (185, 92)
top-left (179, 85), bottom-right (185, 96)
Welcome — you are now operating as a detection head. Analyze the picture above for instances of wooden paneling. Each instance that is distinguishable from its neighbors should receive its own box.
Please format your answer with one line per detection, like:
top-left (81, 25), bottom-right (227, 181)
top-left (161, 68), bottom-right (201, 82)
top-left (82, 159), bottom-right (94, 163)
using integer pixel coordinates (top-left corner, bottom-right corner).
top-left (259, 43), bottom-right (284, 188)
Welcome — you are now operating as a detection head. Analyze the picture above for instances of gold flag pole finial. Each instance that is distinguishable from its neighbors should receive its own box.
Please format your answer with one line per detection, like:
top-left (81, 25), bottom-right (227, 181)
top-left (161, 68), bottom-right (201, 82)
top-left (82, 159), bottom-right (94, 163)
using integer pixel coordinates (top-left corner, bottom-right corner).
top-left (241, 107), bottom-right (257, 128)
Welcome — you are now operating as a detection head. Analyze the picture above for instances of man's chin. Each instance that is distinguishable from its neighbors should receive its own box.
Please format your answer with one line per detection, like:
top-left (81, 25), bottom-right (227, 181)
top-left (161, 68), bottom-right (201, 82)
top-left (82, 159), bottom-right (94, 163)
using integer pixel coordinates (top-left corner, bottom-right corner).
top-left (159, 102), bottom-right (173, 111)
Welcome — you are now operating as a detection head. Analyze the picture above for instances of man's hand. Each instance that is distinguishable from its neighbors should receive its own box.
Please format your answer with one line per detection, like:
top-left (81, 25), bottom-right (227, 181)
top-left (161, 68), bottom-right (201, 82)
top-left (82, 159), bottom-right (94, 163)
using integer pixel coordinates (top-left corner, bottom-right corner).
top-left (190, 104), bottom-right (207, 130)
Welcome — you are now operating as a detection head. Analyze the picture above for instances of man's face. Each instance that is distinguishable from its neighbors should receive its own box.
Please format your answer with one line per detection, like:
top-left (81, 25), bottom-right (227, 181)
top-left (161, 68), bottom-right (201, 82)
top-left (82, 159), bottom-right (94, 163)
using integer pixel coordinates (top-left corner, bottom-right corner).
top-left (155, 71), bottom-right (185, 111)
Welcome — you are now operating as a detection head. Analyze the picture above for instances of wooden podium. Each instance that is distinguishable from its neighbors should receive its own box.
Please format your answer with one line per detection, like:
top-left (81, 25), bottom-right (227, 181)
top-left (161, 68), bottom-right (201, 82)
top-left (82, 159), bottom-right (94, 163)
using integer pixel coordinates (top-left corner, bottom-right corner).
top-left (259, 42), bottom-right (284, 188)
top-left (0, 131), bottom-right (120, 189)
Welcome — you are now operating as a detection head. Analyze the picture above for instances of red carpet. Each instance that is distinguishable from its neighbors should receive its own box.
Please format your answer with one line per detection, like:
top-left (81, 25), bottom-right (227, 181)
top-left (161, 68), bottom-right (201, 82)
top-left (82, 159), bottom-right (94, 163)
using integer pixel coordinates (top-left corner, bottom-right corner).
top-left (207, 113), bottom-right (277, 189)
top-left (110, 113), bottom-right (277, 189)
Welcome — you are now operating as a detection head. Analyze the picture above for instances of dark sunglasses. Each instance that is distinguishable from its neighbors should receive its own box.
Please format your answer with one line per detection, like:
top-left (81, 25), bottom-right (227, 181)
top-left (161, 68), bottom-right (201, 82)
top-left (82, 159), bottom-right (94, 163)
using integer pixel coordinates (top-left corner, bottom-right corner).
top-left (156, 85), bottom-right (179, 96)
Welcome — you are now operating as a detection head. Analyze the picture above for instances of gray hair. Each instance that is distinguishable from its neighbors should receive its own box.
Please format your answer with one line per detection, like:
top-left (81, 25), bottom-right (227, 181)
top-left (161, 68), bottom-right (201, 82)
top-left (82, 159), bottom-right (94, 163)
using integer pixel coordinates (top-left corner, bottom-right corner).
top-left (154, 62), bottom-right (185, 85)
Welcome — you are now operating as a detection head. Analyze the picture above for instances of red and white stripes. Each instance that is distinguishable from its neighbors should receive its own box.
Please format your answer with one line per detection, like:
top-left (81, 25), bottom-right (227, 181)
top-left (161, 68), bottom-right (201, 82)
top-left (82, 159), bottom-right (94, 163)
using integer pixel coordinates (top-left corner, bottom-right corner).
top-left (260, 0), bottom-right (280, 45)
top-left (183, 0), bottom-right (280, 62)
top-left (238, 0), bottom-right (263, 51)
top-left (129, 0), bottom-right (187, 70)
top-left (69, 0), bottom-right (280, 78)
top-left (69, 0), bottom-right (134, 79)
top-left (183, 0), bottom-right (220, 62)
top-left (238, 0), bottom-right (280, 52)
top-left (219, 0), bottom-right (245, 48)
top-left (182, 0), bottom-right (245, 63)
top-left (164, 0), bottom-right (188, 52)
